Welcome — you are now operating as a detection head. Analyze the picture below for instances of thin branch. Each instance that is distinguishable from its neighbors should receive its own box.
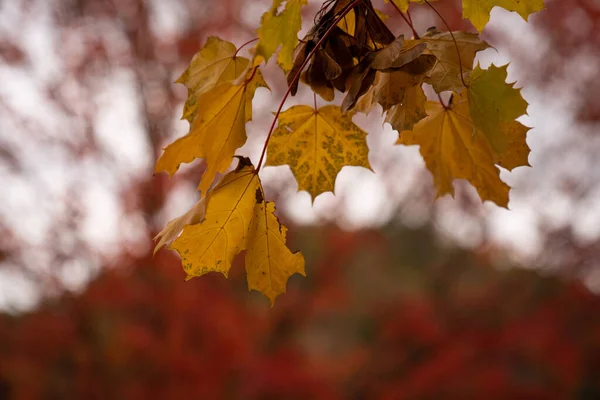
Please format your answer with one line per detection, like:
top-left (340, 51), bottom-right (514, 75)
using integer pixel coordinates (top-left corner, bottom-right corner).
top-left (233, 37), bottom-right (259, 58)
top-left (406, 9), bottom-right (414, 26)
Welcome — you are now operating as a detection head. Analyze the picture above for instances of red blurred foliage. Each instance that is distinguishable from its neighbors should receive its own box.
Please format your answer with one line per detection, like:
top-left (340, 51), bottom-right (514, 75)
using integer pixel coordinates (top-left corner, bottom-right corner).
top-left (1, 226), bottom-right (599, 399)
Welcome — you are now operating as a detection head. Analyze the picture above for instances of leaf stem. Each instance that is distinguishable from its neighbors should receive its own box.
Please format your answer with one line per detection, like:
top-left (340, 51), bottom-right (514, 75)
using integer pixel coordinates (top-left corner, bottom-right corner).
top-left (437, 92), bottom-right (447, 109)
top-left (233, 37), bottom-right (259, 58)
top-left (255, 0), bottom-right (364, 172)
top-left (406, 9), bottom-right (414, 26)
top-left (388, 1), bottom-right (420, 39)
top-left (422, 0), bottom-right (468, 89)
top-left (244, 65), bottom-right (260, 84)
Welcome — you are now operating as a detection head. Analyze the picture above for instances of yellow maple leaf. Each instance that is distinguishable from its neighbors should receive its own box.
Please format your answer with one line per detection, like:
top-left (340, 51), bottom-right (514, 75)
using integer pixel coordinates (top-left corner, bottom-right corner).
top-left (246, 197), bottom-right (305, 305)
top-left (407, 29), bottom-right (490, 93)
top-left (177, 37), bottom-right (249, 123)
top-left (463, 0), bottom-right (545, 32)
top-left (266, 105), bottom-right (371, 200)
top-left (155, 68), bottom-right (268, 195)
top-left (397, 91), bottom-right (530, 207)
top-left (384, 0), bottom-right (438, 13)
top-left (255, 0), bottom-right (307, 72)
top-left (172, 159), bottom-right (260, 279)
top-left (170, 158), bottom-right (305, 304)
top-left (468, 64), bottom-right (528, 152)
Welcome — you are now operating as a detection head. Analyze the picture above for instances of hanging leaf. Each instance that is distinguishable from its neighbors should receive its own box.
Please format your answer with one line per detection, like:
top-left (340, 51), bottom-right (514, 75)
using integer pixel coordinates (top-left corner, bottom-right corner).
top-left (255, 0), bottom-right (308, 72)
top-left (467, 64), bottom-right (529, 152)
top-left (353, 55), bottom-right (435, 112)
top-left (172, 159), bottom-right (260, 279)
top-left (266, 105), bottom-right (371, 200)
top-left (176, 37), bottom-right (250, 123)
top-left (408, 28), bottom-right (490, 93)
top-left (246, 197), bottom-right (305, 305)
top-left (463, 0), bottom-right (545, 32)
top-left (342, 38), bottom-right (433, 111)
top-left (155, 68), bottom-right (268, 195)
top-left (397, 91), bottom-right (530, 207)
top-left (352, 53), bottom-right (435, 131)
top-left (385, 83), bottom-right (428, 133)
top-left (170, 158), bottom-right (305, 304)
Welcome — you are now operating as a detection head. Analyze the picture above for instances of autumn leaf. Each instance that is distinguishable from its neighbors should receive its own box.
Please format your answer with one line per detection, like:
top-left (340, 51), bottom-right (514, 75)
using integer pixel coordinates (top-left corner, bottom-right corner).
top-left (463, 0), bottom-right (545, 32)
top-left (369, 36), bottom-right (429, 71)
top-left (468, 64), bottom-right (528, 152)
top-left (408, 28), bottom-right (490, 93)
top-left (357, 61), bottom-right (433, 111)
top-left (246, 197), bottom-right (305, 305)
top-left (342, 38), bottom-right (433, 111)
top-left (352, 54), bottom-right (435, 131)
top-left (266, 105), bottom-right (371, 200)
top-left (155, 67), bottom-right (268, 195)
top-left (352, 70), bottom-right (428, 131)
top-left (397, 91), bottom-right (530, 207)
top-left (172, 159), bottom-right (260, 279)
top-left (170, 158), bottom-right (305, 304)
top-left (385, 83), bottom-right (428, 133)
top-left (373, 71), bottom-right (423, 111)
top-left (176, 37), bottom-right (250, 123)
top-left (255, 0), bottom-right (307, 72)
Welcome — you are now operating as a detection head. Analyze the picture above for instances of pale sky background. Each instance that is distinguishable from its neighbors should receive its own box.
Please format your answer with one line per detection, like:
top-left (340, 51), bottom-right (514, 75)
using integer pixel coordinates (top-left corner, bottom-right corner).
top-left (1, 0), bottom-right (599, 311)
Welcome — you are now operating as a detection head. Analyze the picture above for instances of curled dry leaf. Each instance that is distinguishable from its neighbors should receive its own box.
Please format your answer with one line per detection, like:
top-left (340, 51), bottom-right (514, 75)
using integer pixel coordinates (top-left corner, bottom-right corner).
top-left (351, 51), bottom-right (436, 132)
top-left (408, 28), bottom-right (490, 94)
top-left (289, 0), bottom-right (393, 100)
top-left (342, 38), bottom-right (433, 111)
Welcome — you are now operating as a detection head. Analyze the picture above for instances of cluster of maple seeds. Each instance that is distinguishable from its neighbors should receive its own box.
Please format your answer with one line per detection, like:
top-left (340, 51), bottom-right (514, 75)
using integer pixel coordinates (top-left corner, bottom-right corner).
top-left (154, 0), bottom-right (545, 304)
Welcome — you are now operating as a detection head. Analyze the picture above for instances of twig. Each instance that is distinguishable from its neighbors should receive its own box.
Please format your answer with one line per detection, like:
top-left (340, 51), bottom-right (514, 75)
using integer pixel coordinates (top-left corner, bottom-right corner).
top-left (233, 38), bottom-right (259, 58)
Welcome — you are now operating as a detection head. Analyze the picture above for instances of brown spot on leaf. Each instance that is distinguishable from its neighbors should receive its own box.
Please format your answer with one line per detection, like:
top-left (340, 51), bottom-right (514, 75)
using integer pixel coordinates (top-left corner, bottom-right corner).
top-left (255, 188), bottom-right (264, 204)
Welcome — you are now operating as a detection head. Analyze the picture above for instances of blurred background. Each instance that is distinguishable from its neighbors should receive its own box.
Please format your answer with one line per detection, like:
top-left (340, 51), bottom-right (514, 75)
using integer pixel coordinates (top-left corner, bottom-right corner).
top-left (1, 0), bottom-right (600, 398)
